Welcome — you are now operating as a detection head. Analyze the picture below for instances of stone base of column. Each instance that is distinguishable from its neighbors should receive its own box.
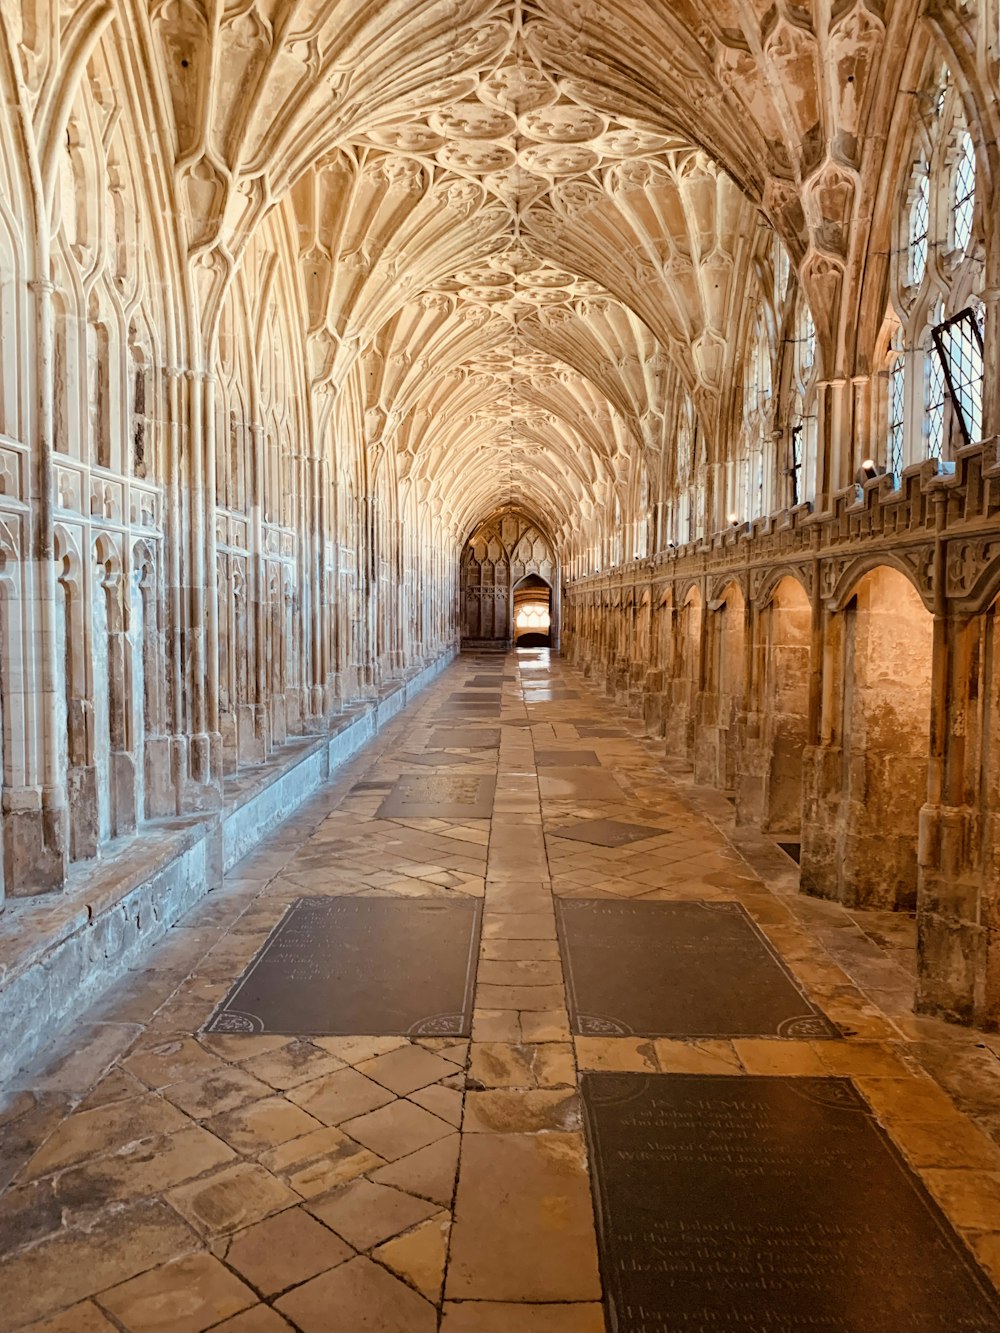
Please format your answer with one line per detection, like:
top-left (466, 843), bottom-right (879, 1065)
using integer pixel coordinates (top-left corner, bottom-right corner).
top-left (3, 790), bottom-right (68, 896)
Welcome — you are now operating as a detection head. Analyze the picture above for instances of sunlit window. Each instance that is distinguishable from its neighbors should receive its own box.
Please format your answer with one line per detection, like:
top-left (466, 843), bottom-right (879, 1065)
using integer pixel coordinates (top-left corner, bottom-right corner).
top-left (909, 166), bottom-right (930, 287)
top-left (887, 332), bottom-right (906, 481)
top-left (953, 131), bottom-right (976, 252)
top-left (924, 309), bottom-right (947, 461)
top-left (887, 71), bottom-right (983, 476)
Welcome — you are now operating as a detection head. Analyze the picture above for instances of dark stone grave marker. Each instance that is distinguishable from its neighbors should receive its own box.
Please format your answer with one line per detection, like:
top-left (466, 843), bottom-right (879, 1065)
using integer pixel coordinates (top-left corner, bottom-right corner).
top-left (535, 749), bottom-right (601, 768)
top-left (556, 898), bottom-right (836, 1037)
top-left (550, 818), bottom-right (662, 848)
top-left (402, 751), bottom-right (484, 768)
top-left (206, 896), bottom-right (482, 1037)
top-left (573, 723), bottom-right (629, 738)
top-left (377, 772), bottom-right (495, 819)
top-left (583, 1071), bottom-right (1000, 1333)
top-left (430, 728), bottom-right (501, 749)
top-left (450, 692), bottom-right (502, 704)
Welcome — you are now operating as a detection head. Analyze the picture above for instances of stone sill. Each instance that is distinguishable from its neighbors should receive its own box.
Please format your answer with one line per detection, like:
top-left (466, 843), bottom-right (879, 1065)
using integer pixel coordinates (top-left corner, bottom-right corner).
top-left (0, 648), bottom-right (456, 1085)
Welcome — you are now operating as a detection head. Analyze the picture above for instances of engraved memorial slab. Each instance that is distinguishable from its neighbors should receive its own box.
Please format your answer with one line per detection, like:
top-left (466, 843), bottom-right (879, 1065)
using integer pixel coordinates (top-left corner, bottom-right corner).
top-left (572, 723), bottom-right (629, 738)
top-left (535, 750), bottom-right (601, 768)
top-left (583, 1072), bottom-right (1000, 1333)
top-left (449, 691), bottom-right (502, 704)
top-left (469, 675), bottom-right (514, 686)
top-left (377, 772), bottom-right (495, 819)
top-left (550, 818), bottom-right (663, 848)
top-left (207, 897), bottom-right (482, 1037)
top-left (538, 769), bottom-right (627, 801)
top-left (402, 750), bottom-right (484, 768)
top-left (556, 899), bottom-right (836, 1037)
top-left (430, 728), bottom-right (501, 749)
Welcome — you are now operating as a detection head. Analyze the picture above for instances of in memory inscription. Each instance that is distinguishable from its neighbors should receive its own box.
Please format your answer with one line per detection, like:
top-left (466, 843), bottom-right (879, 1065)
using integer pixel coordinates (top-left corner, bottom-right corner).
top-left (377, 772), bottom-right (495, 818)
top-left (206, 896), bottom-right (483, 1037)
top-left (583, 1073), bottom-right (1000, 1333)
top-left (556, 899), bottom-right (836, 1038)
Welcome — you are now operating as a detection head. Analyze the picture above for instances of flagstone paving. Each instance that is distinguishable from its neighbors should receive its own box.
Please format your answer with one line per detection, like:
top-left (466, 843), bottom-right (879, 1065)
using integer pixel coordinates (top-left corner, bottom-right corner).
top-left (3, 650), bottom-right (1000, 1330)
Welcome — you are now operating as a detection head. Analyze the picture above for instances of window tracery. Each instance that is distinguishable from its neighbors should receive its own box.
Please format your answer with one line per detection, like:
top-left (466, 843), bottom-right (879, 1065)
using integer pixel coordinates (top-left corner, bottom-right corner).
top-left (882, 68), bottom-right (984, 482)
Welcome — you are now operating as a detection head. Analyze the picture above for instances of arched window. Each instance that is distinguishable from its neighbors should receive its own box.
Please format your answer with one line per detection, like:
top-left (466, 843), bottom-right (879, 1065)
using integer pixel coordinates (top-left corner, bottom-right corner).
top-left (883, 66), bottom-right (983, 478)
top-left (886, 324), bottom-right (906, 481)
top-left (923, 300), bottom-right (947, 461)
top-left (739, 316), bottom-right (771, 521)
top-left (671, 393), bottom-right (694, 545)
top-left (789, 300), bottom-right (818, 504)
top-left (908, 163), bottom-right (930, 289)
top-left (952, 130), bottom-right (976, 254)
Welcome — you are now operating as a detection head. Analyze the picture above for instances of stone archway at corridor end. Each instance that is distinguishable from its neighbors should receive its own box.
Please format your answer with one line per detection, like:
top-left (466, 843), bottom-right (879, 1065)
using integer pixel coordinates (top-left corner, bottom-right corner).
top-left (460, 510), bottom-right (560, 651)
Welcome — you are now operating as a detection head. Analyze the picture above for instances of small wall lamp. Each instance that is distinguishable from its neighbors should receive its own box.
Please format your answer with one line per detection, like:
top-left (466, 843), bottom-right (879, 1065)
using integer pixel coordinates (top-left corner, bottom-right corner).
top-left (855, 458), bottom-right (883, 483)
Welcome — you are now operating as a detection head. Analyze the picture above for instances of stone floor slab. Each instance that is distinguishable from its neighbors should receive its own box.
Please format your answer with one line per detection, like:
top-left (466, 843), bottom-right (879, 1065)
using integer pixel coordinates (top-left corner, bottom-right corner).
top-left (207, 897), bottom-right (482, 1038)
top-left (274, 1255), bottom-right (437, 1332)
top-left (549, 820), bottom-right (664, 849)
top-left (446, 1133), bottom-right (601, 1302)
top-left (96, 1252), bottom-right (256, 1333)
top-left (556, 898), bottom-right (836, 1039)
top-left (582, 1071), bottom-right (1000, 1333)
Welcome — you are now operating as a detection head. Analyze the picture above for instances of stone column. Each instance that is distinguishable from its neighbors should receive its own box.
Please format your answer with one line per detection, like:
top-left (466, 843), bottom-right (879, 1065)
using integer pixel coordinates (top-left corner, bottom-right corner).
top-left (5, 275), bottom-right (68, 896)
top-left (550, 556), bottom-right (561, 653)
top-left (916, 508), bottom-right (989, 1022)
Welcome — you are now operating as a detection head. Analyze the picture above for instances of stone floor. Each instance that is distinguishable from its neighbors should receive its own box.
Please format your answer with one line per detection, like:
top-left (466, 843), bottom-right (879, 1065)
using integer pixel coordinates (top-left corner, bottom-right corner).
top-left (4, 650), bottom-right (1000, 1331)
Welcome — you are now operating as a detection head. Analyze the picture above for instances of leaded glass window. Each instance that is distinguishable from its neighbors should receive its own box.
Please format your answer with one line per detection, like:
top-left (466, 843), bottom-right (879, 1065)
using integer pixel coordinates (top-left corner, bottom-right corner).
top-left (932, 307), bottom-right (985, 445)
top-left (953, 131), bottom-right (976, 253)
top-left (924, 304), bottom-right (947, 460)
top-left (909, 167), bottom-right (930, 287)
top-left (887, 340), bottom-right (905, 480)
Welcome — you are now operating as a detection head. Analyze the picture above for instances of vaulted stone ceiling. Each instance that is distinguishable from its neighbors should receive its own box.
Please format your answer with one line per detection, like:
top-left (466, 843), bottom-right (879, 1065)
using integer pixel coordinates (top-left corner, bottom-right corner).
top-left (147, 0), bottom-right (906, 542)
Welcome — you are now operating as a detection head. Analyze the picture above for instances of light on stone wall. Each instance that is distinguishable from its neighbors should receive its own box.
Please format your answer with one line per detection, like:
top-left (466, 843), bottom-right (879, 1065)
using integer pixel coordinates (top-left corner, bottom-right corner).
top-left (856, 459), bottom-right (882, 483)
top-left (727, 513), bottom-right (740, 526)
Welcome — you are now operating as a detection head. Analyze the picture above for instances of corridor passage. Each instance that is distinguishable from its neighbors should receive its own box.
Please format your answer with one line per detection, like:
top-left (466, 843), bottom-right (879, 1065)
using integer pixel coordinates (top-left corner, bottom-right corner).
top-left (4, 652), bottom-right (1000, 1332)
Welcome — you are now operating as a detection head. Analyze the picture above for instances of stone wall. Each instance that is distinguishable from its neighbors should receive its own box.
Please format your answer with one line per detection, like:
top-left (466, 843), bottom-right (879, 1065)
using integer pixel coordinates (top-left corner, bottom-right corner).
top-left (564, 444), bottom-right (1000, 1028)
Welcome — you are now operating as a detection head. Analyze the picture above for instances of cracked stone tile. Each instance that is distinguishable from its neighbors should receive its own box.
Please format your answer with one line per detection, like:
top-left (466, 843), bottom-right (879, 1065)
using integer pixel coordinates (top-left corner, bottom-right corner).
top-left (0, 1201), bottom-right (197, 1330)
top-left (446, 1133), bottom-right (601, 1302)
top-left (53, 1123), bottom-right (235, 1209)
top-left (373, 1211), bottom-right (450, 1303)
top-left (22, 1096), bottom-right (190, 1180)
top-left (161, 1068), bottom-right (275, 1121)
top-left (371, 1134), bottom-right (461, 1208)
top-left (259, 1126), bottom-right (384, 1197)
top-left (356, 1046), bottom-right (460, 1096)
top-left (220, 1205), bottom-right (354, 1296)
top-left (274, 1255), bottom-right (437, 1332)
top-left (239, 1041), bottom-right (346, 1091)
top-left (287, 1068), bottom-right (396, 1126)
top-left (166, 1161), bottom-right (299, 1237)
top-left (408, 1083), bottom-right (464, 1127)
top-left (96, 1253), bottom-right (256, 1333)
top-left (342, 1100), bottom-right (454, 1162)
top-left (22, 1300), bottom-right (119, 1332)
top-left (122, 1037), bottom-right (227, 1090)
top-left (206, 1096), bottom-right (324, 1155)
top-left (309, 1036), bottom-right (412, 1065)
top-left (463, 1089), bottom-right (581, 1134)
top-left (307, 1178), bottom-right (439, 1250)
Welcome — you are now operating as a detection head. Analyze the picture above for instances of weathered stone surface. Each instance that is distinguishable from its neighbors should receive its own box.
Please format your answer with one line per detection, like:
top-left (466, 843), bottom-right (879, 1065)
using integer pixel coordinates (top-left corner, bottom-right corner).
top-left (447, 1134), bottom-right (601, 1301)
top-left (96, 1253), bottom-right (256, 1333)
top-left (275, 1256), bottom-right (437, 1332)
top-left (222, 1206), bottom-right (354, 1295)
